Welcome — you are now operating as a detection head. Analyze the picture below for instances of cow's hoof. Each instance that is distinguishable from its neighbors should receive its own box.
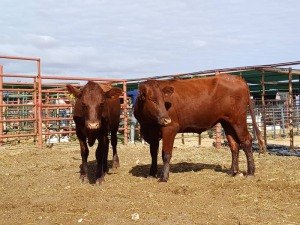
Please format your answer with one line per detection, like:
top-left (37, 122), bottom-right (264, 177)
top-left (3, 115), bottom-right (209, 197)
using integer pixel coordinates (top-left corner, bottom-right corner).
top-left (112, 162), bottom-right (120, 169)
top-left (158, 176), bottom-right (168, 182)
top-left (112, 155), bottom-right (120, 169)
top-left (96, 176), bottom-right (105, 185)
top-left (149, 170), bottom-right (157, 177)
top-left (80, 175), bottom-right (89, 183)
top-left (227, 170), bottom-right (238, 177)
top-left (246, 174), bottom-right (255, 178)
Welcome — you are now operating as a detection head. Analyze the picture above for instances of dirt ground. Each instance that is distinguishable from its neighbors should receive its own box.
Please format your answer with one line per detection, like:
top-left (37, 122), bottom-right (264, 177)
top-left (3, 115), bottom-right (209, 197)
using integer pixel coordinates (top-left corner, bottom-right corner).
top-left (0, 135), bottom-right (299, 225)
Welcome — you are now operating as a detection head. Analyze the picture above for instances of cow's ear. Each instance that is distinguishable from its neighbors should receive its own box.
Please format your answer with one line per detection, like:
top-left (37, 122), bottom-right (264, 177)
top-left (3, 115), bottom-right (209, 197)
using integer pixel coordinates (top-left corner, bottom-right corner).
top-left (138, 88), bottom-right (146, 101)
top-left (66, 84), bottom-right (82, 98)
top-left (105, 87), bottom-right (123, 99)
top-left (162, 86), bottom-right (174, 97)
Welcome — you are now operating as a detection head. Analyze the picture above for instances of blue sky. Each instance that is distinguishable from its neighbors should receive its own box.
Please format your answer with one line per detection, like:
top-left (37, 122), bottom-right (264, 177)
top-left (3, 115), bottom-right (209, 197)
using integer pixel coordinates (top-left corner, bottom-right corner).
top-left (0, 0), bottom-right (299, 79)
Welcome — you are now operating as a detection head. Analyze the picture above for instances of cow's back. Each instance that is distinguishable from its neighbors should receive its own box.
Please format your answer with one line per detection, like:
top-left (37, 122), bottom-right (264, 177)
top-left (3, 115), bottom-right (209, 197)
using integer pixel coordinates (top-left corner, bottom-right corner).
top-left (159, 75), bottom-right (250, 132)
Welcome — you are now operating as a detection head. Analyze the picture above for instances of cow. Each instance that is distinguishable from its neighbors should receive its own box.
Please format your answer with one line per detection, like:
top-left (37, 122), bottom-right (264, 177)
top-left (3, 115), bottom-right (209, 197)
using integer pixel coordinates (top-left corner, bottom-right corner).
top-left (66, 81), bottom-right (123, 184)
top-left (134, 75), bottom-right (266, 182)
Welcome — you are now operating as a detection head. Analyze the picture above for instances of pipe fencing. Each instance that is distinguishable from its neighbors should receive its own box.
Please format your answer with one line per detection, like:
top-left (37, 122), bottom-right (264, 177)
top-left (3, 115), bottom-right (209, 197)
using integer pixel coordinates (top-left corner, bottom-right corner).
top-left (1, 55), bottom-right (300, 151)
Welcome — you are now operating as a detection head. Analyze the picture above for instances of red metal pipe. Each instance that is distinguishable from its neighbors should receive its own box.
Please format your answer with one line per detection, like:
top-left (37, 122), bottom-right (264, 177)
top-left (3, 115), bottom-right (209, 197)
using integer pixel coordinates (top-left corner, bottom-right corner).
top-left (0, 65), bottom-right (3, 145)
top-left (41, 75), bottom-right (125, 82)
top-left (0, 103), bottom-right (35, 107)
top-left (0, 118), bottom-right (35, 122)
top-left (0, 73), bottom-right (37, 78)
top-left (0, 55), bottom-right (40, 61)
top-left (37, 59), bottom-right (43, 149)
top-left (122, 80), bottom-right (128, 145)
top-left (0, 133), bottom-right (37, 138)
top-left (0, 88), bottom-right (35, 92)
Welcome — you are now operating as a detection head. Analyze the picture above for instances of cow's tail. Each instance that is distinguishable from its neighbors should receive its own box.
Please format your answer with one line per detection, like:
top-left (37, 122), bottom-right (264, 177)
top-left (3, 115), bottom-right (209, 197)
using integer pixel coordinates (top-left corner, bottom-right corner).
top-left (248, 93), bottom-right (267, 153)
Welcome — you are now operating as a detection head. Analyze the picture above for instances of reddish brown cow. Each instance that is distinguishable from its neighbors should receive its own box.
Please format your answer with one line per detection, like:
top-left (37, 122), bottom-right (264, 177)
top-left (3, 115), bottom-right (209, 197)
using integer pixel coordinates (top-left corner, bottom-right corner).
top-left (67, 81), bottom-right (122, 184)
top-left (134, 75), bottom-right (266, 182)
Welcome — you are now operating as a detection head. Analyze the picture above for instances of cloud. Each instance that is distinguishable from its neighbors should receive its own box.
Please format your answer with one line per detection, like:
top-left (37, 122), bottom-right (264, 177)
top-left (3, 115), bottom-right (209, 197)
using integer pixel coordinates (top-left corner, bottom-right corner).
top-left (0, 0), bottom-right (300, 79)
top-left (26, 34), bottom-right (59, 49)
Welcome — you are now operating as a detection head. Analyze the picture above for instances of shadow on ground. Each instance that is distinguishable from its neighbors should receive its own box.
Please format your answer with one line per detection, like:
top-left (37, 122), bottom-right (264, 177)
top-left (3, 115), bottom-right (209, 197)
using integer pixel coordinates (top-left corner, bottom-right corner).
top-left (129, 162), bottom-right (228, 178)
top-left (76, 160), bottom-right (117, 184)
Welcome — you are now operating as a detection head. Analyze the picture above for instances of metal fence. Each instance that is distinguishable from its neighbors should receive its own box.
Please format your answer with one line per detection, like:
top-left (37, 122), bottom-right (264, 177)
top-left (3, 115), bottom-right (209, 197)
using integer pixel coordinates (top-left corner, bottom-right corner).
top-left (1, 55), bottom-right (300, 150)
top-left (0, 56), bottom-right (134, 148)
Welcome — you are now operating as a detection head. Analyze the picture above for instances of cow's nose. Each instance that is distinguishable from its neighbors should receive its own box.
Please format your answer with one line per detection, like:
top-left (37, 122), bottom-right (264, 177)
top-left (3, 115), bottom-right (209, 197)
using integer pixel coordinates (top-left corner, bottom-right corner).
top-left (162, 118), bottom-right (171, 125)
top-left (88, 122), bottom-right (100, 129)
top-left (164, 118), bottom-right (171, 125)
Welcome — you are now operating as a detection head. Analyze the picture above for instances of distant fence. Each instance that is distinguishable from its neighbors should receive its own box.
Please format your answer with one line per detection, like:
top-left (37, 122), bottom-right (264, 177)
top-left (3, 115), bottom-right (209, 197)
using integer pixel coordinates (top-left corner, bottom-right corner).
top-left (1, 55), bottom-right (300, 150)
top-left (0, 56), bottom-right (134, 149)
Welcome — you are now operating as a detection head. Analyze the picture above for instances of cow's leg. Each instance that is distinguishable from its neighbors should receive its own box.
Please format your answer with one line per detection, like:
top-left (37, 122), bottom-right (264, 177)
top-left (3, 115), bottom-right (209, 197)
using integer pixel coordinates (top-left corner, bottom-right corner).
top-left (149, 139), bottom-right (159, 177)
top-left (141, 126), bottom-right (160, 177)
top-left (103, 135), bottom-right (109, 173)
top-left (78, 137), bottom-right (89, 182)
top-left (231, 124), bottom-right (255, 176)
top-left (222, 122), bottom-right (240, 176)
top-left (111, 128), bottom-right (120, 169)
top-left (95, 135), bottom-right (109, 184)
top-left (238, 129), bottom-right (255, 176)
top-left (159, 129), bottom-right (176, 182)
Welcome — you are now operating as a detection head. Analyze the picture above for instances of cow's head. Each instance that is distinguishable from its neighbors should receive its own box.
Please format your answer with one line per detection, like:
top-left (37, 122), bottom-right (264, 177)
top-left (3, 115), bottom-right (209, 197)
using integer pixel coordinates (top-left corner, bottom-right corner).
top-left (66, 81), bottom-right (122, 130)
top-left (135, 80), bottom-right (173, 126)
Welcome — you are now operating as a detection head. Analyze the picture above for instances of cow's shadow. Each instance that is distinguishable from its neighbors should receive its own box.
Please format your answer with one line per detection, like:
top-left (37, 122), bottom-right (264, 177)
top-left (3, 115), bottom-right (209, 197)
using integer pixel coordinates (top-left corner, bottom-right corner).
top-left (81, 161), bottom-right (228, 183)
top-left (129, 162), bottom-right (228, 178)
top-left (79, 160), bottom-right (117, 184)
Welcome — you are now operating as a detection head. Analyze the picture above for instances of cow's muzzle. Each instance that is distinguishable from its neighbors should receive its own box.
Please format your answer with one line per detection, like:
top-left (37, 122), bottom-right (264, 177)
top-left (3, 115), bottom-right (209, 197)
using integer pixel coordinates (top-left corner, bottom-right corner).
top-left (87, 122), bottom-right (100, 130)
top-left (160, 117), bottom-right (171, 126)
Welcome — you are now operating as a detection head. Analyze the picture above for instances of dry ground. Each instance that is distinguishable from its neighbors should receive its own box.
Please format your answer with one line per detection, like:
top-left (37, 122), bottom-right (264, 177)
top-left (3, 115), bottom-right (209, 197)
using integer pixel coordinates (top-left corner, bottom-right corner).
top-left (0, 135), bottom-right (299, 225)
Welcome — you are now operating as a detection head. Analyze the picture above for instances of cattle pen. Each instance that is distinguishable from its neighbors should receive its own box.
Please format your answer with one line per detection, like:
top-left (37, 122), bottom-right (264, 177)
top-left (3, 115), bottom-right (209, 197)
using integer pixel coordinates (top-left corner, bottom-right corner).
top-left (0, 55), bottom-right (300, 153)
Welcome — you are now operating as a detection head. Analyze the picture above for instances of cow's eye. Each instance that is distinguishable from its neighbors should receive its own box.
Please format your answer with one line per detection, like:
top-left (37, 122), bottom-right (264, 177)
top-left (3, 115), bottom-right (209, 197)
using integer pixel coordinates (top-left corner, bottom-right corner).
top-left (149, 98), bottom-right (157, 104)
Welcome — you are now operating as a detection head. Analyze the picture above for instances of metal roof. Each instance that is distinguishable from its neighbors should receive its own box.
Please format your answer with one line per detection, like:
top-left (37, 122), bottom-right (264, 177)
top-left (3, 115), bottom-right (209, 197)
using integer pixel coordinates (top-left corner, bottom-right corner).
top-left (126, 62), bottom-right (300, 98)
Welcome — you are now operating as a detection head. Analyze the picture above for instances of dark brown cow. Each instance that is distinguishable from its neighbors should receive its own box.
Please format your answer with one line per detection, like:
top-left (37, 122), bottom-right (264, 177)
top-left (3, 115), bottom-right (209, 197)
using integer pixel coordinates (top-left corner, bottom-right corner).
top-left (67, 81), bottom-right (122, 184)
top-left (134, 75), bottom-right (266, 182)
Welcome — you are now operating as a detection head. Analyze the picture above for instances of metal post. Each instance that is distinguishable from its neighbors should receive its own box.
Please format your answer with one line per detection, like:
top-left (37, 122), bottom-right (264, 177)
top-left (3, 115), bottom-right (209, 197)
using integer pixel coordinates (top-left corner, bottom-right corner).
top-left (17, 91), bottom-right (21, 143)
top-left (281, 107), bottom-right (286, 137)
top-left (123, 81), bottom-right (128, 145)
top-left (181, 133), bottom-right (185, 144)
top-left (272, 108), bottom-right (276, 139)
top-left (33, 77), bottom-right (37, 143)
top-left (0, 65), bottom-right (3, 145)
top-left (297, 107), bottom-right (299, 135)
top-left (261, 70), bottom-right (267, 146)
top-left (37, 59), bottom-right (43, 149)
top-left (288, 67), bottom-right (294, 152)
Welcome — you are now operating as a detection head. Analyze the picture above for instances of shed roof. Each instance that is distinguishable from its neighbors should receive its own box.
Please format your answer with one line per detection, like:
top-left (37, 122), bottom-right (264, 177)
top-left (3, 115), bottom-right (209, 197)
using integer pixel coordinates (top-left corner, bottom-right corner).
top-left (125, 62), bottom-right (300, 98)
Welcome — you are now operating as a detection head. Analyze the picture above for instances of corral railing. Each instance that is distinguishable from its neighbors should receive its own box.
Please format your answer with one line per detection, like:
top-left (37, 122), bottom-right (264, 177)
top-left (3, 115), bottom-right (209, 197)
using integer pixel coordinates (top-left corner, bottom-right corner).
top-left (250, 99), bottom-right (300, 140)
top-left (0, 56), bottom-right (132, 148)
top-left (1, 55), bottom-right (300, 151)
top-left (0, 56), bottom-right (40, 146)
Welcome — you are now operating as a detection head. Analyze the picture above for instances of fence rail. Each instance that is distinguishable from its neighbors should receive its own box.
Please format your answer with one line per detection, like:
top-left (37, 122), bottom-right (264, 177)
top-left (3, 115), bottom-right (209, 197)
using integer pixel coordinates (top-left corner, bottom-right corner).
top-left (1, 55), bottom-right (300, 150)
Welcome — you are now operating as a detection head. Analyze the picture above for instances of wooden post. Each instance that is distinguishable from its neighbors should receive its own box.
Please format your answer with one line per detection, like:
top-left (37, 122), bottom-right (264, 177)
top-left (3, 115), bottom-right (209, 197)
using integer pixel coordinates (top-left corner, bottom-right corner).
top-left (215, 71), bottom-right (221, 148)
top-left (288, 67), bottom-right (294, 152)
top-left (261, 70), bottom-right (267, 146)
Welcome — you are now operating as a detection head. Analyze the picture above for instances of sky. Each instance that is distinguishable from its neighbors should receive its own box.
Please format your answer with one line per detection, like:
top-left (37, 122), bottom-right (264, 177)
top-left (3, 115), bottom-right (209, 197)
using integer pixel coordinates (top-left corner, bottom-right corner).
top-left (0, 0), bottom-right (300, 80)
